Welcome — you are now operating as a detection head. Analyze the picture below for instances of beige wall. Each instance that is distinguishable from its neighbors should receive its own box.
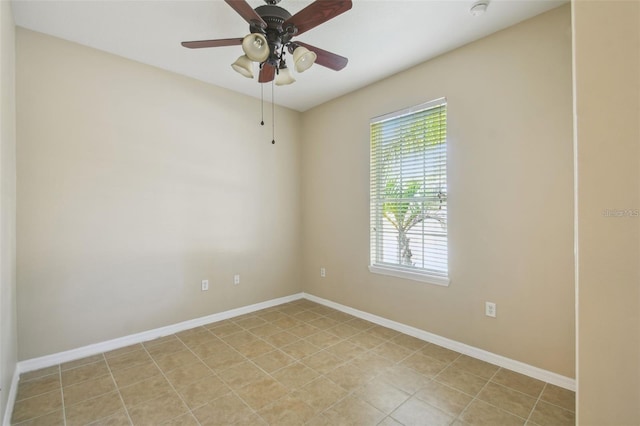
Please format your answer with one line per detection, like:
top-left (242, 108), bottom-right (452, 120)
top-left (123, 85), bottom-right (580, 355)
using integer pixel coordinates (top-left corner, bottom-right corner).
top-left (0, 0), bottom-right (18, 420)
top-left (16, 29), bottom-right (302, 359)
top-left (10, 2), bottom-right (640, 420)
top-left (301, 6), bottom-right (575, 377)
top-left (574, 0), bottom-right (640, 423)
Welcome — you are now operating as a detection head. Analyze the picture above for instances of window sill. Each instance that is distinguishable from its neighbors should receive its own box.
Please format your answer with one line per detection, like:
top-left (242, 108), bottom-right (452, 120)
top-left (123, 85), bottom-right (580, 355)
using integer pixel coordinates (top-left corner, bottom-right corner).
top-left (368, 265), bottom-right (450, 287)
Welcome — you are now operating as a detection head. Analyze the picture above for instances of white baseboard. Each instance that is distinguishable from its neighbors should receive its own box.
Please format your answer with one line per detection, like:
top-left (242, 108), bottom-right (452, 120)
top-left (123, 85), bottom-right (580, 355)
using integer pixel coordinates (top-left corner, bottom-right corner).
top-left (6, 288), bottom-right (574, 424)
top-left (17, 293), bottom-right (304, 374)
top-left (4, 293), bottom-right (303, 425)
top-left (2, 368), bottom-right (20, 426)
top-left (303, 292), bottom-right (576, 391)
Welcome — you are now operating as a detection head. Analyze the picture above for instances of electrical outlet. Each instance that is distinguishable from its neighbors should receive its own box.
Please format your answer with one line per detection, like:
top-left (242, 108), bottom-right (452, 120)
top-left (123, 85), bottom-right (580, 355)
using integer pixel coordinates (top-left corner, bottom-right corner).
top-left (201, 280), bottom-right (209, 291)
top-left (485, 301), bottom-right (496, 318)
top-left (234, 274), bottom-right (240, 285)
top-left (320, 267), bottom-right (326, 278)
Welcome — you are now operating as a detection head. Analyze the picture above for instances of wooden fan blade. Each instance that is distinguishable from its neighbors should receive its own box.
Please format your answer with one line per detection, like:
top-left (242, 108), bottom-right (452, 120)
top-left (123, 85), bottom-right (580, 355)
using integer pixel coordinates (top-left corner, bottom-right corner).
top-left (259, 63), bottom-right (276, 83)
top-left (181, 38), bottom-right (243, 49)
top-left (283, 0), bottom-right (352, 36)
top-left (224, 0), bottom-right (267, 29)
top-left (295, 41), bottom-right (348, 71)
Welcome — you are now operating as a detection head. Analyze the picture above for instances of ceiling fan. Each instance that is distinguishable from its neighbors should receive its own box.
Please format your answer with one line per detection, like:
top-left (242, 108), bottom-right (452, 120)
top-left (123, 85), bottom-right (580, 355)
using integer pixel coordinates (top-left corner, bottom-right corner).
top-left (181, 0), bottom-right (352, 85)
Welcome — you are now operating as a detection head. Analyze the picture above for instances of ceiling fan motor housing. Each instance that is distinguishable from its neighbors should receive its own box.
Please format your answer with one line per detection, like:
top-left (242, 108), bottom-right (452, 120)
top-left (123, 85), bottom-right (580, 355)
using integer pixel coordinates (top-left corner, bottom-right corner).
top-left (252, 5), bottom-right (295, 66)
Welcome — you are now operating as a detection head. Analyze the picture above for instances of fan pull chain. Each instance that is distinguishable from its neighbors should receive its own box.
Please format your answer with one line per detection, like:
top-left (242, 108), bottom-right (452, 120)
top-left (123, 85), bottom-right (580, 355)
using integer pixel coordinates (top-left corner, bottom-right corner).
top-left (271, 80), bottom-right (275, 145)
top-left (260, 83), bottom-right (264, 126)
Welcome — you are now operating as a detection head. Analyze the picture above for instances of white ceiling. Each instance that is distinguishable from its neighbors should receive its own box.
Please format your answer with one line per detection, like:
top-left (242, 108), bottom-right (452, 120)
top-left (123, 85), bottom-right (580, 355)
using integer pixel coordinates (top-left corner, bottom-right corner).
top-left (11, 0), bottom-right (565, 112)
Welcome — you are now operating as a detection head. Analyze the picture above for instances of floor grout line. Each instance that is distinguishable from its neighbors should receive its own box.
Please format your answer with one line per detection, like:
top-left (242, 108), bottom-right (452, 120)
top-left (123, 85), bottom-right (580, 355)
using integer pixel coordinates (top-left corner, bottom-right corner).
top-left (58, 365), bottom-right (67, 426)
top-left (140, 339), bottom-right (205, 425)
top-left (525, 382), bottom-right (547, 425)
top-left (185, 309), bottom-right (322, 424)
top-left (450, 365), bottom-right (502, 424)
top-left (103, 352), bottom-right (135, 426)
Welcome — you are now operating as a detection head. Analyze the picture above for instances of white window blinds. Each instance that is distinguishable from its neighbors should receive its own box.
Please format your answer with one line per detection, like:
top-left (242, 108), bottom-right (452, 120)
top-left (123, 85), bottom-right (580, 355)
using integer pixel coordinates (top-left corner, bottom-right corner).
top-left (370, 98), bottom-right (448, 284)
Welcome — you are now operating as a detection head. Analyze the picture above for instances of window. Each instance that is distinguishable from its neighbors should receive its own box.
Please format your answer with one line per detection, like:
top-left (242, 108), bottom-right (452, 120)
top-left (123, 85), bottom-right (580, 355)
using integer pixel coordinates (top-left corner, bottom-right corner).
top-left (369, 98), bottom-right (449, 286)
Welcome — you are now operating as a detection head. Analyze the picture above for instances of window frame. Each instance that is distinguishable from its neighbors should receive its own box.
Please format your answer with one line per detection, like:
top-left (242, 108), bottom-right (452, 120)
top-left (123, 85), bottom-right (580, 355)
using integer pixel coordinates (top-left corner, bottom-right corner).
top-left (368, 98), bottom-right (450, 286)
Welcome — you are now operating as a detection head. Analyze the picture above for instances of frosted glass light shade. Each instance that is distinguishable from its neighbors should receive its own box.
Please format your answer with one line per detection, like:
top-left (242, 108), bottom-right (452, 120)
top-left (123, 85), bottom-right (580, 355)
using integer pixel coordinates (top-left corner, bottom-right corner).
top-left (292, 46), bottom-right (317, 73)
top-left (275, 66), bottom-right (295, 86)
top-left (242, 33), bottom-right (270, 62)
top-left (231, 55), bottom-right (254, 78)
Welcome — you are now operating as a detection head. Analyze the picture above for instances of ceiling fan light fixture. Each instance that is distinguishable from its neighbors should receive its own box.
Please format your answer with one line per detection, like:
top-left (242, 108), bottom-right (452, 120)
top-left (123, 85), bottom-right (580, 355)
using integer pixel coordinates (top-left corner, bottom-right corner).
top-left (182, 0), bottom-right (352, 84)
top-left (275, 63), bottom-right (295, 86)
top-left (231, 55), bottom-right (254, 78)
top-left (242, 33), bottom-right (270, 62)
top-left (292, 46), bottom-right (317, 73)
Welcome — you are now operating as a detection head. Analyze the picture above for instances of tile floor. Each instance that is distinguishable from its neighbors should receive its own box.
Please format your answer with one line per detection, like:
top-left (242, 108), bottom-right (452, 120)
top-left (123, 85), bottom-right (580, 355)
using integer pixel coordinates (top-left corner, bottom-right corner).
top-left (11, 299), bottom-right (575, 425)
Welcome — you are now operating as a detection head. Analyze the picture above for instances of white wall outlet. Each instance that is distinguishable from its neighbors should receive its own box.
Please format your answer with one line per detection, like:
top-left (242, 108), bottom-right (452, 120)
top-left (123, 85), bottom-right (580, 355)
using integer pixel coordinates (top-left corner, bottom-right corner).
top-left (234, 274), bottom-right (240, 285)
top-left (320, 267), bottom-right (326, 278)
top-left (485, 301), bottom-right (496, 318)
top-left (201, 280), bottom-right (209, 291)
